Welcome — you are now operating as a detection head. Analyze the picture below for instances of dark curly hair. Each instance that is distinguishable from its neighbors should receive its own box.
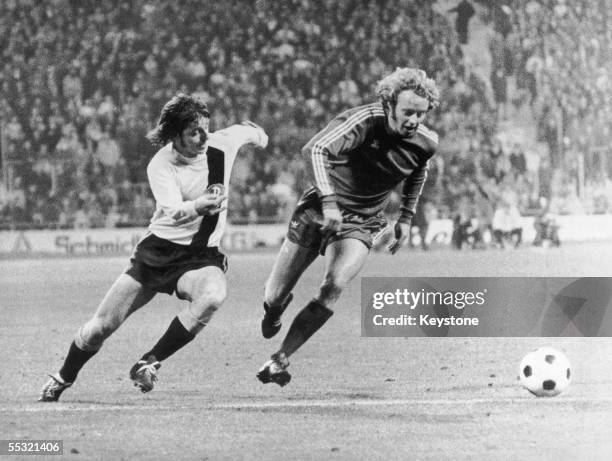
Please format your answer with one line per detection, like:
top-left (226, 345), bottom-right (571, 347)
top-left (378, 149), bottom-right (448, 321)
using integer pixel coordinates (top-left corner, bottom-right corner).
top-left (146, 94), bottom-right (210, 147)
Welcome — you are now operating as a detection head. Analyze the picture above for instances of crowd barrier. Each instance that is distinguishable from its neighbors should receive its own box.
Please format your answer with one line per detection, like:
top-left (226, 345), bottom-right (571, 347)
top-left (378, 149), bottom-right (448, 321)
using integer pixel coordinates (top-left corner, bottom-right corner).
top-left (0, 224), bottom-right (287, 256)
top-left (0, 215), bottom-right (611, 256)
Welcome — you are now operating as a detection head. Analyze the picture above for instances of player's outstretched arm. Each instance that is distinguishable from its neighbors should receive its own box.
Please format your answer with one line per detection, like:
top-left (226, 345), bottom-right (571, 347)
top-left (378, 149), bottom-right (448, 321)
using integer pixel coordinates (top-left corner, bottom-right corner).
top-left (240, 121), bottom-right (269, 148)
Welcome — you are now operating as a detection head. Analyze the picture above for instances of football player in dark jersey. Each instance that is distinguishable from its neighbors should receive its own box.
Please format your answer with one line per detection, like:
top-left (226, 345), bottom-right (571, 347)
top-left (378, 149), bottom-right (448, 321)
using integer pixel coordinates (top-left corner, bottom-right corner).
top-left (257, 68), bottom-right (440, 386)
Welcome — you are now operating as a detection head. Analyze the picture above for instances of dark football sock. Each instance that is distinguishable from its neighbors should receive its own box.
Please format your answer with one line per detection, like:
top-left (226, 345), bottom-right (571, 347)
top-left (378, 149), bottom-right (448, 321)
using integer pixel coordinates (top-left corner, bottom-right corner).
top-left (280, 300), bottom-right (334, 357)
top-left (59, 341), bottom-right (98, 383)
top-left (142, 316), bottom-right (195, 362)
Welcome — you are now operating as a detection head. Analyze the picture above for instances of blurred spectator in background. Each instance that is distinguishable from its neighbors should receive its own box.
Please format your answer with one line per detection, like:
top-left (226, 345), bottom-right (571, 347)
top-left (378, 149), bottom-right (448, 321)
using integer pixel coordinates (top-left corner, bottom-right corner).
top-left (532, 197), bottom-right (561, 247)
top-left (448, 0), bottom-right (476, 44)
top-left (491, 198), bottom-right (523, 248)
top-left (410, 200), bottom-right (433, 251)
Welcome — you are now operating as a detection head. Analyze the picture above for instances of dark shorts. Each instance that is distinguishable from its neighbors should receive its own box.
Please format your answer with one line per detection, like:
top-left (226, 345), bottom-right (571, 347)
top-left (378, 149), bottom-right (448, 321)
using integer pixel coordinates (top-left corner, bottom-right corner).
top-left (125, 233), bottom-right (227, 296)
top-left (286, 188), bottom-right (387, 255)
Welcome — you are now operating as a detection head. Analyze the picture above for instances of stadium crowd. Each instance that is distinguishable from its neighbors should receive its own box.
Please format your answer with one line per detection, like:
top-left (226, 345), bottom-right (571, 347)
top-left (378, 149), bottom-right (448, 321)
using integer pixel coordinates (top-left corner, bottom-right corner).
top-left (0, 0), bottom-right (610, 231)
top-left (484, 0), bottom-right (612, 214)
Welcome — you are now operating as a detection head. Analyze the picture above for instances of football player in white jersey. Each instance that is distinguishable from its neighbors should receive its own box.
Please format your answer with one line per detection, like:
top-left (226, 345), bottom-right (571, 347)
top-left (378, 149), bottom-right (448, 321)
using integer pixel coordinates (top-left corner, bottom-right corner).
top-left (40, 94), bottom-right (268, 401)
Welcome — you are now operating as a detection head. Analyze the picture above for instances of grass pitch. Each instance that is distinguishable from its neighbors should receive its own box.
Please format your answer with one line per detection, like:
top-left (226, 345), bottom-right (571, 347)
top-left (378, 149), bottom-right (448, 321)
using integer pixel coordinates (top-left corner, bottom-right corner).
top-left (1, 242), bottom-right (611, 460)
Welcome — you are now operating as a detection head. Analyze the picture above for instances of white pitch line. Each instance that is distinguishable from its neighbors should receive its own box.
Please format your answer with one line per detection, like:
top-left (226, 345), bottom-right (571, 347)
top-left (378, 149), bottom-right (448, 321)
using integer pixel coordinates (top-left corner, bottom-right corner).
top-left (4, 396), bottom-right (612, 413)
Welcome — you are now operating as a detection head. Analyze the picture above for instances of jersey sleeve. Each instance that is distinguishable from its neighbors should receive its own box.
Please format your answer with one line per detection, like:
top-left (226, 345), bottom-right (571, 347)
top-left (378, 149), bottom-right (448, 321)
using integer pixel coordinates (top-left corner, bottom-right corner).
top-left (398, 161), bottom-right (429, 223)
top-left (212, 122), bottom-right (269, 154)
top-left (147, 156), bottom-right (198, 222)
top-left (302, 106), bottom-right (381, 199)
top-left (398, 125), bottom-right (439, 222)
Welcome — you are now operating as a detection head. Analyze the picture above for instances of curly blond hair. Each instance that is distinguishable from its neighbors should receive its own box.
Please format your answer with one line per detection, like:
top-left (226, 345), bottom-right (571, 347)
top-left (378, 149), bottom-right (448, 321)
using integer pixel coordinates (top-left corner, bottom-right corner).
top-left (376, 67), bottom-right (440, 111)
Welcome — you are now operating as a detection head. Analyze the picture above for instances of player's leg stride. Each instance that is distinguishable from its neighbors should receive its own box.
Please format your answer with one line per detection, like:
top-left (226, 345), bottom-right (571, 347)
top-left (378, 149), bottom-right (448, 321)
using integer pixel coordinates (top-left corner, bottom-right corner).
top-left (261, 292), bottom-right (294, 339)
top-left (129, 355), bottom-right (162, 393)
top-left (39, 335), bottom-right (99, 402)
top-left (257, 300), bottom-right (334, 386)
top-left (40, 315), bottom-right (196, 400)
top-left (39, 374), bottom-right (73, 402)
top-left (39, 267), bottom-right (226, 401)
top-left (40, 314), bottom-right (197, 400)
top-left (127, 315), bottom-right (197, 393)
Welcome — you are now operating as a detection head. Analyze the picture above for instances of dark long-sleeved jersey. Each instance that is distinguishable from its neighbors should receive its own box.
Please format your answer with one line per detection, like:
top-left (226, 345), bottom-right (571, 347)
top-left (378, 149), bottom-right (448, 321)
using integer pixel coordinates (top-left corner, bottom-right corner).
top-left (302, 102), bottom-right (439, 218)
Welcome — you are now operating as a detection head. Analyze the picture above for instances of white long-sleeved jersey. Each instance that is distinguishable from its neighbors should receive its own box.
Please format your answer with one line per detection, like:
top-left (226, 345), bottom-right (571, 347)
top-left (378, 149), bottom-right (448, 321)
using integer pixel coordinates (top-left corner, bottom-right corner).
top-left (146, 123), bottom-right (268, 247)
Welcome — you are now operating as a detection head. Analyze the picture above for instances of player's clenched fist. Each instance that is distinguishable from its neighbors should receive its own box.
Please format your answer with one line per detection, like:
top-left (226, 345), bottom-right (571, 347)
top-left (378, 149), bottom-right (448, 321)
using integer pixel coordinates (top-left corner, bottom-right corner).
top-left (170, 193), bottom-right (226, 224)
top-left (321, 199), bottom-right (343, 233)
top-left (387, 221), bottom-right (411, 255)
top-left (195, 192), bottom-right (227, 216)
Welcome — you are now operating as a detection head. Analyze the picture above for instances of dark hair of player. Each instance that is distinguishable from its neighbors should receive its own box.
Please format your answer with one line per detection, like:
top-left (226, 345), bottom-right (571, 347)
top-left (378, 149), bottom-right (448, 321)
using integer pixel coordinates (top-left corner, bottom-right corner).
top-left (147, 94), bottom-right (210, 147)
top-left (376, 67), bottom-right (440, 112)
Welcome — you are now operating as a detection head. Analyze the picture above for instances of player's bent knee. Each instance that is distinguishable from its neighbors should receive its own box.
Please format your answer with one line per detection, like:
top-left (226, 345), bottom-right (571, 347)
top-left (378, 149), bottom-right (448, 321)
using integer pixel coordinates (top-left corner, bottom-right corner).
top-left (194, 284), bottom-right (227, 310)
top-left (79, 317), bottom-right (119, 349)
top-left (320, 274), bottom-right (349, 296)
